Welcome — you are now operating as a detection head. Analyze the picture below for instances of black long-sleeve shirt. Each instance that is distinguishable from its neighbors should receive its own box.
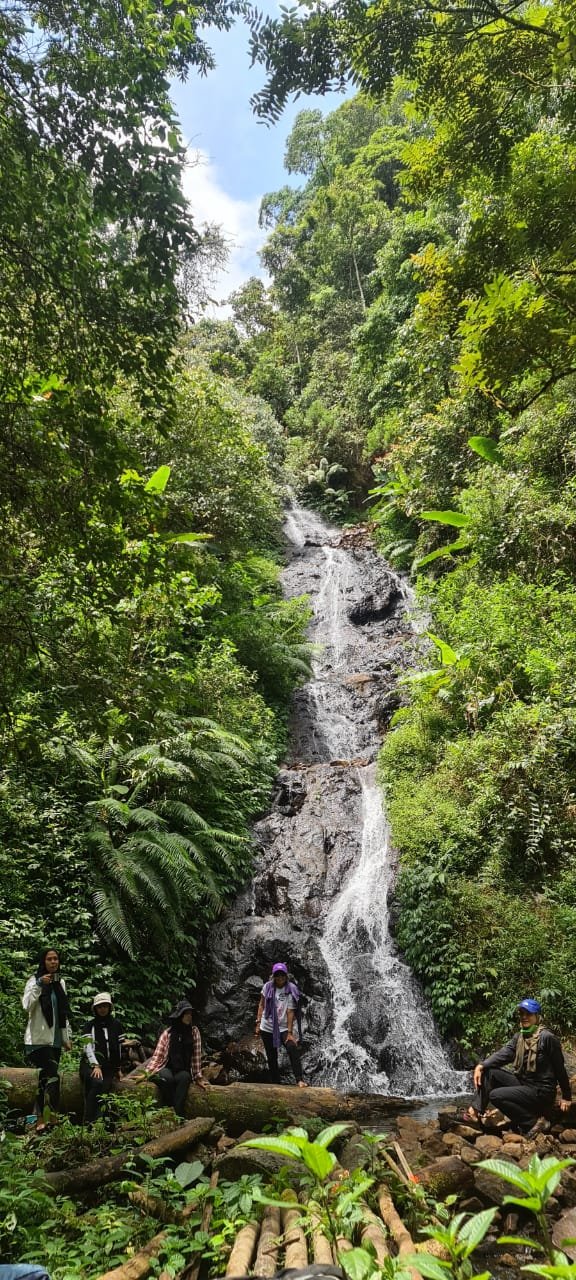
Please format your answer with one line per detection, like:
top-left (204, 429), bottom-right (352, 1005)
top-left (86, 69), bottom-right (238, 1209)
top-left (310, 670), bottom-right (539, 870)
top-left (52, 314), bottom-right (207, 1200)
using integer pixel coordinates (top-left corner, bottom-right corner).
top-left (483, 1028), bottom-right (571, 1100)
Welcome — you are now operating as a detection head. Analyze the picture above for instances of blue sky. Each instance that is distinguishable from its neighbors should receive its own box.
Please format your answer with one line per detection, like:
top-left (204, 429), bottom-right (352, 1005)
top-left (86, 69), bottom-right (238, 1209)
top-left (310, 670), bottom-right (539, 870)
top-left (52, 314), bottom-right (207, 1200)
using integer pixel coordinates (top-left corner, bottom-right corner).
top-left (171, 20), bottom-right (346, 306)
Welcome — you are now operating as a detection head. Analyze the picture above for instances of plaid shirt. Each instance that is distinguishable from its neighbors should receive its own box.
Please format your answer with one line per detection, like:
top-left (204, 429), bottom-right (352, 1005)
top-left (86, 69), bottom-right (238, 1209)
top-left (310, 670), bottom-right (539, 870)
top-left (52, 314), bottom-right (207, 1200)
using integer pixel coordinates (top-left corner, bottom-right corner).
top-left (144, 1026), bottom-right (203, 1081)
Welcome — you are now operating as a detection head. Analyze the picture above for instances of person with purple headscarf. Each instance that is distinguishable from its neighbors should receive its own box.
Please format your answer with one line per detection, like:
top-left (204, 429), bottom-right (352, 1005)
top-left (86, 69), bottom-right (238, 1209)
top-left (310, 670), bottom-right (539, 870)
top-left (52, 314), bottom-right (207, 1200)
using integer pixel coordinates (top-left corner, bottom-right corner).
top-left (254, 963), bottom-right (306, 1088)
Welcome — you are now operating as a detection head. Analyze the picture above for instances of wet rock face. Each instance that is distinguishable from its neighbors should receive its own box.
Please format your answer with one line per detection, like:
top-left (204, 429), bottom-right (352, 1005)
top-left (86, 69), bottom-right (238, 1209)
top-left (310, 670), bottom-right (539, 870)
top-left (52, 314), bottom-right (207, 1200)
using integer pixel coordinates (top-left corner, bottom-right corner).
top-left (200, 761), bottom-right (363, 1052)
top-left (197, 506), bottom-right (460, 1095)
top-left (348, 580), bottom-right (401, 625)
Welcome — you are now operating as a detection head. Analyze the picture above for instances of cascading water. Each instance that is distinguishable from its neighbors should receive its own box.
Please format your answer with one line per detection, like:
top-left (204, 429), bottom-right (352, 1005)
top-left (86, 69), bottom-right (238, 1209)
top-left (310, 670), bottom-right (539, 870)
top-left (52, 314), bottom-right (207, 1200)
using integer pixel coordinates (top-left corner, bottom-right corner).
top-left (201, 502), bottom-right (465, 1097)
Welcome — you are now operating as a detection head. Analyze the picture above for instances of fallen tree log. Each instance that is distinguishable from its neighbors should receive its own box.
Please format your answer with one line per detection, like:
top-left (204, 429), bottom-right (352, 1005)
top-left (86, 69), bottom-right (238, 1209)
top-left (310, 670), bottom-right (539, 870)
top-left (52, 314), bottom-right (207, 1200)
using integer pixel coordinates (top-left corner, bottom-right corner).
top-left (97, 1228), bottom-right (167, 1280)
top-left (45, 1115), bottom-right (215, 1195)
top-left (128, 1190), bottom-right (193, 1225)
top-left (0, 1068), bottom-right (412, 1131)
top-left (416, 1156), bottom-right (474, 1199)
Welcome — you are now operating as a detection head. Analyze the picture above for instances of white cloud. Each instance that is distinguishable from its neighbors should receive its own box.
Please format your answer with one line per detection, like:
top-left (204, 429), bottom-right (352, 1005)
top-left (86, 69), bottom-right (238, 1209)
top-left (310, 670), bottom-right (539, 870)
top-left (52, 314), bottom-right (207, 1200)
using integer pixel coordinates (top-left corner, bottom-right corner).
top-left (182, 148), bottom-right (266, 312)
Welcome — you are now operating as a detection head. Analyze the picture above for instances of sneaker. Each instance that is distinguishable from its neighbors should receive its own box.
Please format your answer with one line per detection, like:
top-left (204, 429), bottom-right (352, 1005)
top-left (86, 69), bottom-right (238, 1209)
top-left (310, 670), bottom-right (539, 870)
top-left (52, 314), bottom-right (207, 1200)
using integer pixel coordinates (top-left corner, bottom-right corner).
top-left (527, 1117), bottom-right (551, 1139)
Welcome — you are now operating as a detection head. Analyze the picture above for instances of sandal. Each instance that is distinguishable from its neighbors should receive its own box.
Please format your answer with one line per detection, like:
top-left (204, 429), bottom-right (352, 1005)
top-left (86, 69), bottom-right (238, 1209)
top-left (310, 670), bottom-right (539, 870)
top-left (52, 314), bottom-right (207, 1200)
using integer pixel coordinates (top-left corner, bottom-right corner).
top-left (527, 1117), bottom-right (551, 1139)
top-left (460, 1107), bottom-right (483, 1128)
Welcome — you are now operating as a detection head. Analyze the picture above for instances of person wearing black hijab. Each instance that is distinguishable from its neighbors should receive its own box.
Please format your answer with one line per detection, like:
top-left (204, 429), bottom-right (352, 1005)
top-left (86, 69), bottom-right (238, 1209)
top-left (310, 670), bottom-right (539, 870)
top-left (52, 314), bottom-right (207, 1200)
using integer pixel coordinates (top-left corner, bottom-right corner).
top-left (22, 947), bottom-right (72, 1130)
top-left (144, 999), bottom-right (207, 1115)
top-left (80, 992), bottom-right (125, 1123)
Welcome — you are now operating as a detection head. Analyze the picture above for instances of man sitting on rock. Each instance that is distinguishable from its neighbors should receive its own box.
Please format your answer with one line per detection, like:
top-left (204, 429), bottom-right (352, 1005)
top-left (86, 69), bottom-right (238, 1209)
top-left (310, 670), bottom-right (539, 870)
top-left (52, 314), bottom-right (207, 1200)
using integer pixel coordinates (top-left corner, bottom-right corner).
top-left (468, 998), bottom-right (572, 1137)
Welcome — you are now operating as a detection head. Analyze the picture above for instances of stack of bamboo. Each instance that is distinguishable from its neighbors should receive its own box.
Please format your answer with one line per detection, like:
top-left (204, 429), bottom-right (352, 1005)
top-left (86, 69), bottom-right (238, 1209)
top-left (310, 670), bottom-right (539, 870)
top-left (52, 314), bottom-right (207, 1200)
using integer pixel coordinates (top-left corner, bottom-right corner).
top-left (224, 1184), bottom-right (424, 1279)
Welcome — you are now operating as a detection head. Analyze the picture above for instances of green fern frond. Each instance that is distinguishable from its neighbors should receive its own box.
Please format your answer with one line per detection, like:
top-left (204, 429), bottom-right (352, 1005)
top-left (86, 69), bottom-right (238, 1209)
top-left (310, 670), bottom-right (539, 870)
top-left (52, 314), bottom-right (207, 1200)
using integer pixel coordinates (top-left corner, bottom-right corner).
top-left (127, 806), bottom-right (166, 830)
top-left (86, 797), bottom-right (131, 826)
top-left (65, 742), bottom-right (100, 776)
top-left (92, 889), bottom-right (137, 958)
top-left (156, 799), bottom-right (211, 831)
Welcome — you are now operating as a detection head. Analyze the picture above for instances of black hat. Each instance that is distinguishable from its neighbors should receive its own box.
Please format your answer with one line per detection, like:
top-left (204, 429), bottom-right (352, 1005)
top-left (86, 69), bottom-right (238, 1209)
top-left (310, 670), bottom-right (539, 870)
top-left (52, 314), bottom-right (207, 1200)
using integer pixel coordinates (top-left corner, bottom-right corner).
top-left (168, 999), bottom-right (195, 1021)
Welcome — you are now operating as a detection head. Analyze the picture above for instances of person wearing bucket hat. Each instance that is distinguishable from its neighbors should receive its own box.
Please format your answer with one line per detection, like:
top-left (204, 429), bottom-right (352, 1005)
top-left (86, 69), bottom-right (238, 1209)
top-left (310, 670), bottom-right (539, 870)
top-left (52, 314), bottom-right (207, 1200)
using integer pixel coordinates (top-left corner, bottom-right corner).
top-left (254, 963), bottom-right (306, 1088)
top-left (144, 999), bottom-right (207, 1115)
top-left (465, 997), bottom-right (572, 1136)
top-left (79, 993), bottom-right (125, 1123)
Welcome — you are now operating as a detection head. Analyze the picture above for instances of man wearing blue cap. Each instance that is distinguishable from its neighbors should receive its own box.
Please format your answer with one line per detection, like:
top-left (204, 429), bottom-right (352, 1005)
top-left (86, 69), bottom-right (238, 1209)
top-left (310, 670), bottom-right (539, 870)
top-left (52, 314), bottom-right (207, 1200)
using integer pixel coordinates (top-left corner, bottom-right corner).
top-left (470, 998), bottom-right (572, 1136)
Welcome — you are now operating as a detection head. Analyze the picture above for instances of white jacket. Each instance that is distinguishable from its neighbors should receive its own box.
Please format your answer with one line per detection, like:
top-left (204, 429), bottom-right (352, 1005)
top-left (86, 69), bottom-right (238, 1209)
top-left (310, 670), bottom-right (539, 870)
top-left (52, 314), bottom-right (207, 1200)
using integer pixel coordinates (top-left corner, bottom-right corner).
top-left (23, 975), bottom-right (72, 1048)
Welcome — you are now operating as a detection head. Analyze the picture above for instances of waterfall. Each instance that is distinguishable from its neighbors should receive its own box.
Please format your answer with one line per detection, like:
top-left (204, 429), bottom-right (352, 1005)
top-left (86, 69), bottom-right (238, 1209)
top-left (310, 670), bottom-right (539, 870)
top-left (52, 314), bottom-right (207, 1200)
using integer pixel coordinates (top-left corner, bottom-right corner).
top-left (202, 501), bottom-right (465, 1097)
top-left (284, 502), bottom-right (462, 1095)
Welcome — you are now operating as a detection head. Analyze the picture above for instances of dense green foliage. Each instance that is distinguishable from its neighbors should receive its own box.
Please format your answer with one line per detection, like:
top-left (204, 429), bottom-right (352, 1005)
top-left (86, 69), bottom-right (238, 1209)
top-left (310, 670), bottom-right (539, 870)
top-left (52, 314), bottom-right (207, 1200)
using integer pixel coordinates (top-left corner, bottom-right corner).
top-left (0, 1089), bottom-right (269, 1279)
top-left (0, 0), bottom-right (310, 1062)
top-left (220, 1), bottom-right (576, 1049)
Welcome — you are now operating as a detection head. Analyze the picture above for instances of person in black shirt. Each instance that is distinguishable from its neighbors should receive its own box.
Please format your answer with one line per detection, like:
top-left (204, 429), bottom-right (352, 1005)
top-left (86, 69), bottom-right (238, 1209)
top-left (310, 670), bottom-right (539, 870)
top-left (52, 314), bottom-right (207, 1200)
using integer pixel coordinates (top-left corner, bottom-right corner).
top-left (80, 992), bottom-right (124, 1123)
top-left (469, 997), bottom-right (572, 1136)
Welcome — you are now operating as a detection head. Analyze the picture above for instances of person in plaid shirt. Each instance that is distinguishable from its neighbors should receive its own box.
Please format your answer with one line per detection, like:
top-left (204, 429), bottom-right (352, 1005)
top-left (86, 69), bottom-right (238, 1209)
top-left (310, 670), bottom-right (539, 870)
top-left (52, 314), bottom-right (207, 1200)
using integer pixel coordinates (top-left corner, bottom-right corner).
top-left (144, 999), bottom-right (207, 1115)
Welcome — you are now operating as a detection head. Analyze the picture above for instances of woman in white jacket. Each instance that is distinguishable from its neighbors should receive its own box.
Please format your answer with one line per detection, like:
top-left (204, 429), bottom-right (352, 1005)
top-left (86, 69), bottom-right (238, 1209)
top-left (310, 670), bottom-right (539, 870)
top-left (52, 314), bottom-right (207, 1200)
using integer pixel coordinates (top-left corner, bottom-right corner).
top-left (22, 947), bottom-right (72, 1130)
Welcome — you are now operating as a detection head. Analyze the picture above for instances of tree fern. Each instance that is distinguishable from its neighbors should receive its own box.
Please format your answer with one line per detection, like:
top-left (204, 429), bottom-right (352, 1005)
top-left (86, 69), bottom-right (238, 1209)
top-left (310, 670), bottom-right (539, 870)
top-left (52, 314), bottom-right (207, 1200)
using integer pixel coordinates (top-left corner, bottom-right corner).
top-left (82, 714), bottom-right (255, 955)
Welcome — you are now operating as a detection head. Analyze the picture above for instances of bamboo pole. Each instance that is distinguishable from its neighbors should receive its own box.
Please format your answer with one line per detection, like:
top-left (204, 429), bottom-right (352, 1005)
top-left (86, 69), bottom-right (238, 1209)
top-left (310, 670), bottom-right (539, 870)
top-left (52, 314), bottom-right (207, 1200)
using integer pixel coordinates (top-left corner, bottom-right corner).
top-left (393, 1141), bottom-right (418, 1184)
top-left (225, 1220), bottom-right (260, 1276)
top-left (309, 1206), bottom-right (334, 1264)
top-left (97, 1230), bottom-right (168, 1280)
top-left (254, 1205), bottom-right (281, 1278)
top-left (377, 1186), bottom-right (423, 1280)
top-left (360, 1209), bottom-right (389, 1264)
top-left (381, 1148), bottom-right (414, 1190)
top-left (377, 1186), bottom-right (415, 1255)
top-left (282, 1205), bottom-right (308, 1269)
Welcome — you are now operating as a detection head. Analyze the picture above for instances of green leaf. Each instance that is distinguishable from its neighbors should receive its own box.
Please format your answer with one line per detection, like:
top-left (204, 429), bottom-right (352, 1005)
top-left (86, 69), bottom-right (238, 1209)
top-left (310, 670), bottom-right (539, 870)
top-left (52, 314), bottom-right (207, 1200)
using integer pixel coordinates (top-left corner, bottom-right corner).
top-left (503, 1194), bottom-right (547, 1212)
top-left (339, 1247), bottom-right (378, 1280)
top-left (315, 1122), bottom-right (351, 1148)
top-left (145, 465), bottom-right (171, 493)
top-left (420, 510), bottom-right (472, 528)
top-left (238, 1135), bottom-right (302, 1160)
top-left (174, 1160), bottom-right (204, 1187)
top-left (426, 632), bottom-right (460, 665)
top-left (301, 1140), bottom-right (335, 1180)
top-left (467, 435), bottom-right (504, 465)
top-left (415, 535), bottom-right (470, 567)
top-left (478, 1159), bottom-right (531, 1190)
top-left (403, 1253), bottom-right (448, 1280)
top-left (163, 532), bottom-right (213, 545)
top-left (498, 1236), bottom-right (543, 1249)
top-left (253, 1188), bottom-right (303, 1209)
top-left (459, 1207), bottom-right (498, 1252)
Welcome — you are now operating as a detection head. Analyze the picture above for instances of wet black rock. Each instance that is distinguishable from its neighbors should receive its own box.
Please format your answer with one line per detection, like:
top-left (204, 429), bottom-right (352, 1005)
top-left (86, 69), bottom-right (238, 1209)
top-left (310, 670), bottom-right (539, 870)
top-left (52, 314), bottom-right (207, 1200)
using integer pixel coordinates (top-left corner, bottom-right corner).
top-left (348, 580), bottom-right (401, 625)
top-left (272, 770), bottom-right (307, 815)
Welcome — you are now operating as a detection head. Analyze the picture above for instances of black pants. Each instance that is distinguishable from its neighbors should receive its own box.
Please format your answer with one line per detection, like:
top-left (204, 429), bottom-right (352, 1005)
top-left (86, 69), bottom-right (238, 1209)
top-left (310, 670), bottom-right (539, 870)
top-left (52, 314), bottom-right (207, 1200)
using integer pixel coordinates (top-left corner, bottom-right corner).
top-left (261, 1030), bottom-right (303, 1084)
top-left (154, 1068), bottom-right (191, 1117)
top-left (475, 1066), bottom-right (553, 1132)
top-left (80, 1062), bottom-right (115, 1124)
top-left (25, 1046), bottom-right (61, 1115)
